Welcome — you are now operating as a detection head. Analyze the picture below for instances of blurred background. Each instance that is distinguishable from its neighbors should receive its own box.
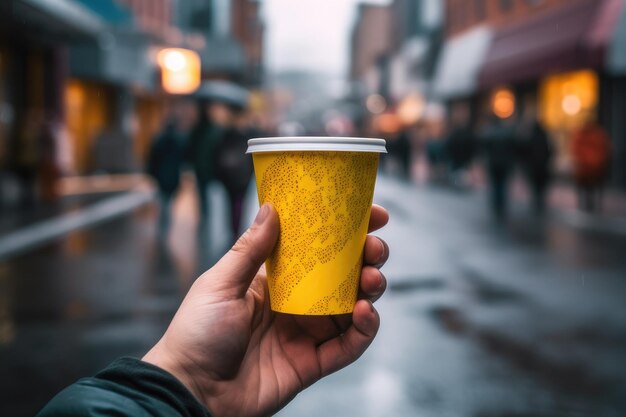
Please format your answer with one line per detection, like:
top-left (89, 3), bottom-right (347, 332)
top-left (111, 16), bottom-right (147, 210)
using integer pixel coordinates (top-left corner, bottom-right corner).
top-left (1, 0), bottom-right (626, 415)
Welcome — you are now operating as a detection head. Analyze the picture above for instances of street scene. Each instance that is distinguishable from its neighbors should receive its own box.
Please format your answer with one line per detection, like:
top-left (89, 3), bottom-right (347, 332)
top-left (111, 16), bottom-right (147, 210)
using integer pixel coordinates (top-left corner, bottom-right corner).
top-left (1, 0), bottom-right (626, 416)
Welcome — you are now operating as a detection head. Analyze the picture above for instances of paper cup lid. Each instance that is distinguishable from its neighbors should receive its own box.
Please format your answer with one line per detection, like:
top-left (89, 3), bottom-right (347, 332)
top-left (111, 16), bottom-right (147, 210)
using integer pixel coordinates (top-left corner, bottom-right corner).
top-left (246, 137), bottom-right (387, 153)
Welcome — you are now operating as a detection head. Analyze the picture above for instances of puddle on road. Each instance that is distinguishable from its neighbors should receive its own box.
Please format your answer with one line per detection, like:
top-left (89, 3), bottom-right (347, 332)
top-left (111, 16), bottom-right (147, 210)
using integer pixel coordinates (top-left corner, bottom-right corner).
top-left (475, 330), bottom-right (612, 396)
top-left (389, 276), bottom-right (446, 293)
top-left (429, 306), bottom-right (467, 334)
top-left (428, 305), bottom-right (619, 410)
top-left (460, 268), bottom-right (524, 304)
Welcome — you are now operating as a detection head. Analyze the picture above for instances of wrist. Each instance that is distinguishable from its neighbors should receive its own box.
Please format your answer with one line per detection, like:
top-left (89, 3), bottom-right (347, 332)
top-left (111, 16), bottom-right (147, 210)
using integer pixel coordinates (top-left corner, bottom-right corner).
top-left (142, 342), bottom-right (209, 410)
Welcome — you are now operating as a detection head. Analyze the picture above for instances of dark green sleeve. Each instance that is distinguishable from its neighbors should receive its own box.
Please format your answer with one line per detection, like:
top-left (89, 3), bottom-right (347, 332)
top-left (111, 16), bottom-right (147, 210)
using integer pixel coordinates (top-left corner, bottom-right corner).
top-left (37, 357), bottom-right (211, 417)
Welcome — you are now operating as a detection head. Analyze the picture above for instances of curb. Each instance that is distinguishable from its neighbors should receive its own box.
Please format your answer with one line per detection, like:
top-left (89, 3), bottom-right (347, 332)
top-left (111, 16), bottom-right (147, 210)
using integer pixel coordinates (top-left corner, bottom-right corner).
top-left (0, 191), bottom-right (155, 261)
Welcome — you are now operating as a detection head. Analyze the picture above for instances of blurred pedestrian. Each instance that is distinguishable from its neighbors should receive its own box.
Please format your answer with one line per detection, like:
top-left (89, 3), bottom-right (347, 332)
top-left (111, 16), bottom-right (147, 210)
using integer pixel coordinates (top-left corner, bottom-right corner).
top-left (481, 115), bottom-right (517, 219)
top-left (147, 113), bottom-right (186, 236)
top-left (394, 129), bottom-right (412, 181)
top-left (445, 124), bottom-right (476, 187)
top-left (570, 120), bottom-right (611, 212)
top-left (424, 120), bottom-right (447, 183)
top-left (213, 107), bottom-right (254, 240)
top-left (425, 137), bottom-right (445, 178)
top-left (519, 120), bottom-right (553, 214)
top-left (445, 104), bottom-right (476, 187)
top-left (187, 101), bottom-right (227, 227)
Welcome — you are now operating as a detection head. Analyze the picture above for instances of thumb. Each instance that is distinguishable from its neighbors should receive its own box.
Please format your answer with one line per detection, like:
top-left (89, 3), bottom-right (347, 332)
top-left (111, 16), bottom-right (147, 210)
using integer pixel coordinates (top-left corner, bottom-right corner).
top-left (205, 203), bottom-right (279, 298)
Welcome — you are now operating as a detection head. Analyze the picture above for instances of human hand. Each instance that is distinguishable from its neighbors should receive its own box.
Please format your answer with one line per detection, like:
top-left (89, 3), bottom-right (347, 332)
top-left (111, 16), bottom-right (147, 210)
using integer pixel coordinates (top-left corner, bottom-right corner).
top-left (143, 203), bottom-right (390, 417)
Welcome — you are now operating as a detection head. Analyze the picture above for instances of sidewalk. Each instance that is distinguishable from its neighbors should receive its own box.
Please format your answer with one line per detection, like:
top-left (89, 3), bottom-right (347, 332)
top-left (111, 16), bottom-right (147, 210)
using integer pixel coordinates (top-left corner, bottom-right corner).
top-left (511, 177), bottom-right (626, 236)
top-left (0, 175), bottom-right (154, 261)
top-left (412, 159), bottom-right (626, 236)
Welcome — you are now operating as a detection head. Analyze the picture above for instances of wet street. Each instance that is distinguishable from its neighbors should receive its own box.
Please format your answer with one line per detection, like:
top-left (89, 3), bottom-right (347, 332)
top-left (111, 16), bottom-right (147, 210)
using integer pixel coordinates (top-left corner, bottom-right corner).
top-left (1, 175), bottom-right (626, 417)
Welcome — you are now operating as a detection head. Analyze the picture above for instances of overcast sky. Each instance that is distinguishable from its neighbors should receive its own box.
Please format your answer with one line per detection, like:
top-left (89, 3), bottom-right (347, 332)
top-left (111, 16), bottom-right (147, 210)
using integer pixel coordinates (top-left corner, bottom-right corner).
top-left (263, 0), bottom-right (390, 75)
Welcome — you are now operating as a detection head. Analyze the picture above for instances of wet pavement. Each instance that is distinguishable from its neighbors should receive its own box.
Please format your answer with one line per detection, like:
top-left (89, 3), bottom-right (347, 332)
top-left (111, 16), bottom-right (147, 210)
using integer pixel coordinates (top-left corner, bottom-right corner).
top-left (1, 175), bottom-right (626, 416)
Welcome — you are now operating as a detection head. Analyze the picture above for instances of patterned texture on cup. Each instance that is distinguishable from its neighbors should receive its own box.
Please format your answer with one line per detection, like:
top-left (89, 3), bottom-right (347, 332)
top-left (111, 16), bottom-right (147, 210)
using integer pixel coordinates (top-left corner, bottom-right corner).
top-left (253, 151), bottom-right (379, 315)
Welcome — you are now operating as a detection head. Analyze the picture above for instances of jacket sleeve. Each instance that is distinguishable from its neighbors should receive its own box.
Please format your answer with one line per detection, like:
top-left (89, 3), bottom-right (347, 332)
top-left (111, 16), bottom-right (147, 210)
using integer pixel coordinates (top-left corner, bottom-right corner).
top-left (37, 357), bottom-right (212, 417)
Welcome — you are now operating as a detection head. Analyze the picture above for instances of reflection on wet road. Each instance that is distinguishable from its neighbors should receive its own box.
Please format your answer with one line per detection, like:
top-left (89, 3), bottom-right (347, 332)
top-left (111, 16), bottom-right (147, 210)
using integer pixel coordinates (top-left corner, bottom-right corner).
top-left (1, 177), bottom-right (625, 416)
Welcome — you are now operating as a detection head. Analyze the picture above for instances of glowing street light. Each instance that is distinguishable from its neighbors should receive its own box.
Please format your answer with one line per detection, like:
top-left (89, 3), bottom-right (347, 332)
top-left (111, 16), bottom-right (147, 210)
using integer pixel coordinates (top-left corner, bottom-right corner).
top-left (562, 94), bottom-right (582, 116)
top-left (157, 48), bottom-right (201, 94)
top-left (492, 88), bottom-right (515, 119)
top-left (397, 94), bottom-right (425, 125)
top-left (162, 50), bottom-right (186, 72)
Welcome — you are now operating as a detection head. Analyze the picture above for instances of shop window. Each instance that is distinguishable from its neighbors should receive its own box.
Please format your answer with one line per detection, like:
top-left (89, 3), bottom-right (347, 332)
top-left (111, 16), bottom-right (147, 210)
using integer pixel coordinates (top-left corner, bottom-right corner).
top-left (499, 0), bottom-right (514, 12)
top-left (475, 0), bottom-right (487, 20)
top-left (539, 70), bottom-right (599, 163)
top-left (539, 70), bottom-right (598, 131)
top-left (64, 80), bottom-right (113, 173)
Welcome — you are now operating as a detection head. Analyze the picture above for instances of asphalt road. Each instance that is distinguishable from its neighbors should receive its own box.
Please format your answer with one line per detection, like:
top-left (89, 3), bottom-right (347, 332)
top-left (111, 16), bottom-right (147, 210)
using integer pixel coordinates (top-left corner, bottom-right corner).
top-left (1, 176), bottom-right (625, 417)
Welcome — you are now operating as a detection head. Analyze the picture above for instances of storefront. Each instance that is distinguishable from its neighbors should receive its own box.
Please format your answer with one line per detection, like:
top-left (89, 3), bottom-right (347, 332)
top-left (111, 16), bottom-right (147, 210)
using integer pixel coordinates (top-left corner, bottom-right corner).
top-left (64, 79), bottom-right (115, 173)
top-left (0, 0), bottom-right (105, 204)
top-left (538, 70), bottom-right (599, 167)
top-left (432, 26), bottom-right (493, 130)
top-left (133, 94), bottom-right (167, 164)
top-left (479, 0), bottom-right (626, 185)
top-left (433, 26), bottom-right (493, 101)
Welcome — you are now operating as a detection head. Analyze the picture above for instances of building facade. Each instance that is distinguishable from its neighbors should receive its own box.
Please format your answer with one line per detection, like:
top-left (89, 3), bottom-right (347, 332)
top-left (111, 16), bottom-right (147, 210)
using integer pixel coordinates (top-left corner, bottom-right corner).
top-left (350, 0), bottom-right (442, 101)
top-left (0, 0), bottom-right (265, 208)
top-left (350, 4), bottom-right (392, 92)
top-left (349, 0), bottom-right (443, 139)
top-left (435, 0), bottom-right (626, 186)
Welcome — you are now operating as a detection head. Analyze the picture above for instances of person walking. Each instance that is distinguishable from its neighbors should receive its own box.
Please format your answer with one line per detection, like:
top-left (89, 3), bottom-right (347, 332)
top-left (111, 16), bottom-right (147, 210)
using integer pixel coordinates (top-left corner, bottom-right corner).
top-left (481, 116), bottom-right (517, 220)
top-left (444, 104), bottom-right (476, 187)
top-left (147, 118), bottom-right (186, 236)
top-left (213, 108), bottom-right (254, 241)
top-left (519, 120), bottom-right (553, 214)
top-left (570, 120), bottom-right (611, 212)
top-left (187, 102), bottom-right (226, 227)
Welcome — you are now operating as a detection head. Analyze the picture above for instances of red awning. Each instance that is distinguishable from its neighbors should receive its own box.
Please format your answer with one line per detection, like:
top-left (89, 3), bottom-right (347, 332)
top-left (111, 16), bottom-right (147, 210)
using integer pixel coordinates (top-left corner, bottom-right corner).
top-left (478, 0), bottom-right (622, 88)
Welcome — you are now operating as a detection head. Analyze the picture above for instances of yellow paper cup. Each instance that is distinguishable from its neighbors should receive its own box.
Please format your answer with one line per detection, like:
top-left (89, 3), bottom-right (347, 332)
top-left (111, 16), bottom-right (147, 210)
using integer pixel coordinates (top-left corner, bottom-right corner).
top-left (247, 137), bottom-right (387, 315)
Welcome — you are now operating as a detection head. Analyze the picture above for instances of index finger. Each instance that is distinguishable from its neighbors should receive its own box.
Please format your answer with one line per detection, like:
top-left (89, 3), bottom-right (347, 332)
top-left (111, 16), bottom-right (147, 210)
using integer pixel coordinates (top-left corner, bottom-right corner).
top-left (368, 204), bottom-right (389, 233)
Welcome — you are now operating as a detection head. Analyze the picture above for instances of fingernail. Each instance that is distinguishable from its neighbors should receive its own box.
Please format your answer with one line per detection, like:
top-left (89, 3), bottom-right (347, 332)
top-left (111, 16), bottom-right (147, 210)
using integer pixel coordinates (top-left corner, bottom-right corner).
top-left (376, 238), bottom-right (385, 263)
top-left (254, 204), bottom-right (270, 225)
top-left (377, 272), bottom-right (385, 292)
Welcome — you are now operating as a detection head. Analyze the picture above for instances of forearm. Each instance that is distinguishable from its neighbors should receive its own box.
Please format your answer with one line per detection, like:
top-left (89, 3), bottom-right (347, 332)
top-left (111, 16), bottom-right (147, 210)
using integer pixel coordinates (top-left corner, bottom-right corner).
top-left (37, 357), bottom-right (211, 417)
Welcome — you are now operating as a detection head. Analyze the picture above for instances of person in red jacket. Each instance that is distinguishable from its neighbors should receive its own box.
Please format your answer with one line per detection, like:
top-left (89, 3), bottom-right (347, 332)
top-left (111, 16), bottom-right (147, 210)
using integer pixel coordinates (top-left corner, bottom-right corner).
top-left (570, 121), bottom-right (611, 212)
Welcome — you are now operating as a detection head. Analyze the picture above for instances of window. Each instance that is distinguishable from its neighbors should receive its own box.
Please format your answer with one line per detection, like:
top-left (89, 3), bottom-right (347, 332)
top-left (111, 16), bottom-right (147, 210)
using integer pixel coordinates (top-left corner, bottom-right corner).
top-left (499, 0), bottom-right (514, 12)
top-left (447, 0), bottom-right (461, 32)
top-left (475, 0), bottom-right (486, 20)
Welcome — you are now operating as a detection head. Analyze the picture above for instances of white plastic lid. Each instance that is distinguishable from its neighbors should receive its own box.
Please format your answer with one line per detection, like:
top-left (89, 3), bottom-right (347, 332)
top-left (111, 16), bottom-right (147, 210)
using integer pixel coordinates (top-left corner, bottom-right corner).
top-left (246, 137), bottom-right (387, 154)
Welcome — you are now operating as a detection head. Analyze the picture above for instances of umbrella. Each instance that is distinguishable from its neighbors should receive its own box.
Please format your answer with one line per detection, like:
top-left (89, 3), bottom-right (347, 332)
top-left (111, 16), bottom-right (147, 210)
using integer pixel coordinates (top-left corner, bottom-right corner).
top-left (193, 80), bottom-right (250, 108)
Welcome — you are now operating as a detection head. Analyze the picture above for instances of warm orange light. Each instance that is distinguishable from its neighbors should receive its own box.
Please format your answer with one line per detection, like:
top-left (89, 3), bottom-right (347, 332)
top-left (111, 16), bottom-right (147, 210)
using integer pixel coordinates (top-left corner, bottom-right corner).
top-left (562, 94), bottom-right (582, 116)
top-left (157, 48), bottom-right (201, 94)
top-left (375, 113), bottom-right (401, 134)
top-left (397, 94), bottom-right (425, 125)
top-left (539, 70), bottom-right (598, 130)
top-left (492, 88), bottom-right (515, 119)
